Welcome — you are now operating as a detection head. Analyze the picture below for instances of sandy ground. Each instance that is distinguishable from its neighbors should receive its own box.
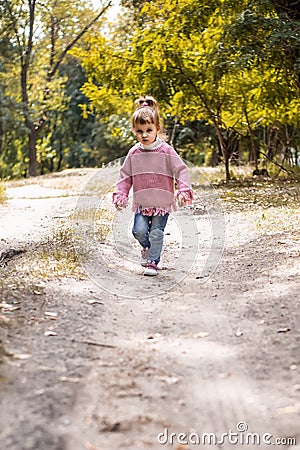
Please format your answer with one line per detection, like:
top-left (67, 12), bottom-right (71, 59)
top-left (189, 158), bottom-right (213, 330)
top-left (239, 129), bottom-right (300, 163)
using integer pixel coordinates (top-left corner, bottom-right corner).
top-left (0, 167), bottom-right (299, 450)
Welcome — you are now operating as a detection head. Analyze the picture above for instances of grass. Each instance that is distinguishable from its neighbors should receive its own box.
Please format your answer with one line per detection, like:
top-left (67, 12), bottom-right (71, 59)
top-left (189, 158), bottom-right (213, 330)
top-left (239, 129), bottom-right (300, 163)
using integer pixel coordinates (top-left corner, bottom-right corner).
top-left (0, 182), bottom-right (7, 204)
top-left (10, 206), bottom-right (114, 283)
top-left (0, 224), bottom-right (83, 284)
top-left (253, 204), bottom-right (300, 236)
top-left (5, 167), bottom-right (116, 198)
top-left (191, 167), bottom-right (300, 240)
top-left (191, 166), bottom-right (300, 210)
top-left (0, 204), bottom-right (114, 335)
top-left (40, 225), bottom-right (82, 279)
top-left (191, 164), bottom-right (300, 184)
top-left (215, 180), bottom-right (299, 209)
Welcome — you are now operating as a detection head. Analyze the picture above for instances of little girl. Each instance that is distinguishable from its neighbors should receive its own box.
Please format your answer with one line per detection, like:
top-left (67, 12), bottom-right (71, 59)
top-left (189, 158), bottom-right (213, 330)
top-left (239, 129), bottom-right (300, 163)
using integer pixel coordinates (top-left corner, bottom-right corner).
top-left (112, 96), bottom-right (193, 276)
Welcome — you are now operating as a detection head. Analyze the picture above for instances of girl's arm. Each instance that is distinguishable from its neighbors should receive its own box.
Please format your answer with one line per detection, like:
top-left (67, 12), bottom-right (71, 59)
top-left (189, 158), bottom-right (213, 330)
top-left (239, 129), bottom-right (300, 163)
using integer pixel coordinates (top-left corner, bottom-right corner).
top-left (112, 154), bottom-right (133, 209)
top-left (168, 148), bottom-right (194, 205)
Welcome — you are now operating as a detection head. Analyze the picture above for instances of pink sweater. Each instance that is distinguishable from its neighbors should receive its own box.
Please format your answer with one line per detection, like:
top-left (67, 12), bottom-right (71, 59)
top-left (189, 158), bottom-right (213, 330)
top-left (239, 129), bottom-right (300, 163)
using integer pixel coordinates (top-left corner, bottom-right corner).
top-left (112, 140), bottom-right (193, 215)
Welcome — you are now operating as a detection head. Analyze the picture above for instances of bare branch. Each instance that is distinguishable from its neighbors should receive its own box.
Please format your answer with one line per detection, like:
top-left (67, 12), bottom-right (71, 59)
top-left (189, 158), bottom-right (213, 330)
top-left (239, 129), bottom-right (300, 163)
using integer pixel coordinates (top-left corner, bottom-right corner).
top-left (46, 1), bottom-right (112, 82)
top-left (3, 0), bottom-right (23, 61)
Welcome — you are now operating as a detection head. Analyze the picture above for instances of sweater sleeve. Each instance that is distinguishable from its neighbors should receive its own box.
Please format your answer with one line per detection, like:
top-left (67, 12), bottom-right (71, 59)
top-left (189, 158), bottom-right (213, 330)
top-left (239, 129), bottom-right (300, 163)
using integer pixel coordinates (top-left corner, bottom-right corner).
top-left (167, 146), bottom-right (194, 203)
top-left (112, 153), bottom-right (133, 206)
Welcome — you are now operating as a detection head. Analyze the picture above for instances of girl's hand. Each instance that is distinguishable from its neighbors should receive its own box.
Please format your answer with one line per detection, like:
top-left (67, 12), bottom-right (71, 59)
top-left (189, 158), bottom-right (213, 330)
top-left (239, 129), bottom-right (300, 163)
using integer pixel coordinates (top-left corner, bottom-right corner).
top-left (115, 202), bottom-right (124, 210)
top-left (177, 193), bottom-right (187, 207)
top-left (114, 197), bottom-right (128, 210)
top-left (177, 191), bottom-right (193, 207)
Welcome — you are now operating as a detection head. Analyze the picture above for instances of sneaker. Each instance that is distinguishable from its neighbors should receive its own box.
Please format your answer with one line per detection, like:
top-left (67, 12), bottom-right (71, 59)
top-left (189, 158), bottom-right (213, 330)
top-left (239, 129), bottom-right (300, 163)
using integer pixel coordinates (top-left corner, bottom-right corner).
top-left (140, 247), bottom-right (149, 267)
top-left (144, 261), bottom-right (158, 276)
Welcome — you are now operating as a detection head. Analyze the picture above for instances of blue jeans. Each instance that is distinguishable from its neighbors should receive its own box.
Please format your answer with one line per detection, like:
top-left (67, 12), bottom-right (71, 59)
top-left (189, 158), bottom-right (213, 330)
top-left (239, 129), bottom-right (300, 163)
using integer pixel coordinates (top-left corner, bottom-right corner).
top-left (132, 213), bottom-right (169, 264)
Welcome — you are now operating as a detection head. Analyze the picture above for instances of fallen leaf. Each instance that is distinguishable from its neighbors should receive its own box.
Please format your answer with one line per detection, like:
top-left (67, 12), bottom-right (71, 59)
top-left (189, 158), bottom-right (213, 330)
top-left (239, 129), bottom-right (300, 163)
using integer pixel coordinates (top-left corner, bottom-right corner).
top-left (87, 299), bottom-right (103, 305)
top-left (44, 331), bottom-right (57, 337)
top-left (35, 389), bottom-right (45, 395)
top-left (12, 353), bottom-right (32, 360)
top-left (60, 376), bottom-right (80, 383)
top-left (0, 314), bottom-right (10, 323)
top-left (156, 375), bottom-right (179, 384)
top-left (277, 405), bottom-right (299, 414)
top-left (44, 311), bottom-right (58, 318)
top-left (0, 302), bottom-right (20, 311)
top-left (219, 371), bottom-right (232, 379)
top-left (145, 335), bottom-right (160, 343)
top-left (85, 443), bottom-right (101, 450)
top-left (194, 332), bottom-right (210, 338)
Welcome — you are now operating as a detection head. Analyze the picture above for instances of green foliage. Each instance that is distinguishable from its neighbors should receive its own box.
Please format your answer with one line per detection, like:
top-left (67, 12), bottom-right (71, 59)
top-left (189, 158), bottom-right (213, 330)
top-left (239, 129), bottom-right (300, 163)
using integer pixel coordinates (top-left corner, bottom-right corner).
top-left (72, 0), bottom-right (300, 178)
top-left (0, 0), bottom-right (112, 177)
top-left (170, 120), bottom-right (217, 165)
top-left (1, 0), bottom-right (300, 178)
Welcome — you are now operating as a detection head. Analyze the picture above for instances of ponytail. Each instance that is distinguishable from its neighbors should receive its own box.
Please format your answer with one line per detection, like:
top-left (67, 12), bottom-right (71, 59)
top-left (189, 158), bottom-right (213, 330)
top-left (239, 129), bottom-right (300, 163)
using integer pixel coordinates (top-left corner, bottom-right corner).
top-left (134, 95), bottom-right (159, 111)
top-left (132, 95), bottom-right (160, 129)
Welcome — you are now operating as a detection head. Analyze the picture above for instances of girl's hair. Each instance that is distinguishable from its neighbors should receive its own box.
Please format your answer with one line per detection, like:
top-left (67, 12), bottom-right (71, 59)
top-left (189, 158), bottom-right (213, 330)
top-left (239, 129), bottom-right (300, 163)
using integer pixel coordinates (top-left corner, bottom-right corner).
top-left (131, 95), bottom-right (160, 130)
top-left (134, 95), bottom-right (159, 111)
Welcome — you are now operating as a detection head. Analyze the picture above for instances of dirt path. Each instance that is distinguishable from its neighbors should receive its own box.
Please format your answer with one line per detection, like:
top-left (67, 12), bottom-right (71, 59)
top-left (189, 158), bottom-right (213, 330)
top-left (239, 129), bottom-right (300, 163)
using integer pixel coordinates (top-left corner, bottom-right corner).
top-left (0, 168), bottom-right (299, 450)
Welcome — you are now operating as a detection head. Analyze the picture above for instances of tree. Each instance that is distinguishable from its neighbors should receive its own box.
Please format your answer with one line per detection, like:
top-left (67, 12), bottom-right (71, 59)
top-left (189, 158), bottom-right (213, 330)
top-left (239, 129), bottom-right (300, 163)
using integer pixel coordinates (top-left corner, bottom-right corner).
top-left (74, 0), bottom-right (300, 178)
top-left (1, 0), bottom-right (112, 176)
top-left (76, 0), bottom-right (249, 178)
top-left (221, 0), bottom-right (300, 169)
top-left (40, 59), bottom-right (133, 172)
top-left (0, 24), bottom-right (28, 177)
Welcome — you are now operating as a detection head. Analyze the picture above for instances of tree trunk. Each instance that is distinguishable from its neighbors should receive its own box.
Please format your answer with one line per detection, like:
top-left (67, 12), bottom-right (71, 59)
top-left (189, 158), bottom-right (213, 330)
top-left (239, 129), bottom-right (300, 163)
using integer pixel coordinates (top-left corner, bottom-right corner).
top-left (27, 121), bottom-right (38, 177)
top-left (0, 118), bottom-right (3, 156)
top-left (56, 141), bottom-right (64, 172)
top-left (169, 119), bottom-right (179, 147)
top-left (17, 1), bottom-right (112, 177)
top-left (209, 146), bottom-right (221, 167)
top-left (244, 107), bottom-right (258, 169)
top-left (212, 121), bottom-right (232, 181)
top-left (224, 152), bottom-right (231, 181)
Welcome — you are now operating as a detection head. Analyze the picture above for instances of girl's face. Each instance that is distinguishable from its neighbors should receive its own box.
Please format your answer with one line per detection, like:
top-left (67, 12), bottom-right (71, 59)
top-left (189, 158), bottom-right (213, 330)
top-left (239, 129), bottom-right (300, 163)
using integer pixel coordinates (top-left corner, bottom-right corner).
top-left (133, 122), bottom-right (160, 146)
